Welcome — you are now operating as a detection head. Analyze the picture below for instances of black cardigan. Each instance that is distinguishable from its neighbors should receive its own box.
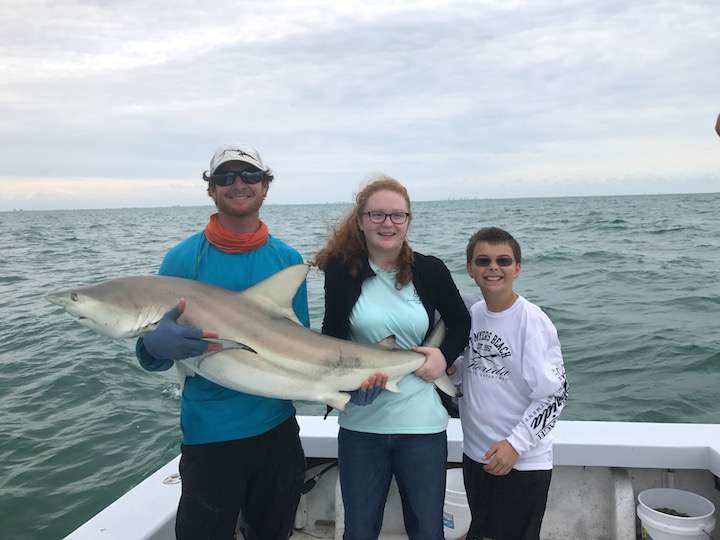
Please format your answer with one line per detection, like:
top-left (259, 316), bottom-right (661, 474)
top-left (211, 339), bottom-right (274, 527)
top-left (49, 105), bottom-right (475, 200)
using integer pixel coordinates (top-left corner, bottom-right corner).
top-left (321, 252), bottom-right (470, 367)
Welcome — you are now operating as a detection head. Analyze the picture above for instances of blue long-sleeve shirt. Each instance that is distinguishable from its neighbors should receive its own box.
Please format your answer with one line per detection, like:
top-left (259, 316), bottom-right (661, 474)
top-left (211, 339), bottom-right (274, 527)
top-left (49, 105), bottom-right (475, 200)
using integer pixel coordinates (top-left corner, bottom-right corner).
top-left (136, 232), bottom-right (309, 444)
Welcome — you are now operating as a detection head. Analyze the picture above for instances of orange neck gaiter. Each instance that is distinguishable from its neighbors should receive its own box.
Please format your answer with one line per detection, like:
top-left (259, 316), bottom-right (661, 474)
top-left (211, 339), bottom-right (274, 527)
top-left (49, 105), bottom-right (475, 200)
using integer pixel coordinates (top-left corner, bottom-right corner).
top-left (204, 213), bottom-right (269, 253)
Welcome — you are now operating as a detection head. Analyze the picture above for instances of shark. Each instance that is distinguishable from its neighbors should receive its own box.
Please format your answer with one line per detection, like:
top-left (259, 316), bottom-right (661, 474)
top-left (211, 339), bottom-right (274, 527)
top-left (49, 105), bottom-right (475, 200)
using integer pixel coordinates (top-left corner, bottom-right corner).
top-left (46, 264), bottom-right (457, 411)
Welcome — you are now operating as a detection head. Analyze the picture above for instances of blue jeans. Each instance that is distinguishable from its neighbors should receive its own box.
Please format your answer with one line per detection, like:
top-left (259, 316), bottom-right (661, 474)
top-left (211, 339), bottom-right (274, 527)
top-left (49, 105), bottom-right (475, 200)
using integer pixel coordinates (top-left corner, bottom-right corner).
top-left (338, 428), bottom-right (448, 540)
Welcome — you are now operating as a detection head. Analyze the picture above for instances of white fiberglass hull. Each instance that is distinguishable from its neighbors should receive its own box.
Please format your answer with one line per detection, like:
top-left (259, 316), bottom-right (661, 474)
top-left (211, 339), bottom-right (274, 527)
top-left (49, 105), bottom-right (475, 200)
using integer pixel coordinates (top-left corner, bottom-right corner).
top-left (65, 418), bottom-right (720, 540)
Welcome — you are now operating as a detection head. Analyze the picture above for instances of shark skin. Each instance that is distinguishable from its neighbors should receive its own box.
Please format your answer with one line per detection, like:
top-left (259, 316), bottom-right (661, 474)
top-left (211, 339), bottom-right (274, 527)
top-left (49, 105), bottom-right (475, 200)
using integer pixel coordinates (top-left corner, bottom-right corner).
top-left (46, 264), bottom-right (457, 411)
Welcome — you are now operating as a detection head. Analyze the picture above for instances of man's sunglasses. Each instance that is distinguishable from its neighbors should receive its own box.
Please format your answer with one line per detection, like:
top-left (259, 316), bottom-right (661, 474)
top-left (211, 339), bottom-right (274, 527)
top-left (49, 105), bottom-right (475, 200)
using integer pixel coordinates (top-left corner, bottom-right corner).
top-left (204, 169), bottom-right (265, 186)
top-left (473, 256), bottom-right (515, 267)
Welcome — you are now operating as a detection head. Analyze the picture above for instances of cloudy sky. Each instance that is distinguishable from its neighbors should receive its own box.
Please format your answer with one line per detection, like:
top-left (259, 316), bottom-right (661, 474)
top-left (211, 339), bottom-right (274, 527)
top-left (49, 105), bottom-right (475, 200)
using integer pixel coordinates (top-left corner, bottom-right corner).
top-left (1, 0), bottom-right (719, 210)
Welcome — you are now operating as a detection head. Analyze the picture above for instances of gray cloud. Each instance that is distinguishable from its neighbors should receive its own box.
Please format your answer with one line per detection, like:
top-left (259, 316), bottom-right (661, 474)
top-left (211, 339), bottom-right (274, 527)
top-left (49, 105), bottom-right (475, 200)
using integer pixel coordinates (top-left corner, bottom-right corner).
top-left (1, 0), bottom-right (719, 209)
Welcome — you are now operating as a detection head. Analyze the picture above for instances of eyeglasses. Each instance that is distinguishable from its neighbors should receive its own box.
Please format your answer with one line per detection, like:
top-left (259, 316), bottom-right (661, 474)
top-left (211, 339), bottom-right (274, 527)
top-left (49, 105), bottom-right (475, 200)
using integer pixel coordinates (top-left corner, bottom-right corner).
top-left (473, 256), bottom-right (515, 267)
top-left (211, 170), bottom-right (265, 186)
top-left (206, 169), bottom-right (265, 186)
top-left (364, 211), bottom-right (410, 224)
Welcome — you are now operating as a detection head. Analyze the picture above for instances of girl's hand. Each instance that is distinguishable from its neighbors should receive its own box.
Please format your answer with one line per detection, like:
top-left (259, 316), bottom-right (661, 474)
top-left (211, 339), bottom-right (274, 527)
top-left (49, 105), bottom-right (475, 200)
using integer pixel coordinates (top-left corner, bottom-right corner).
top-left (412, 346), bottom-right (447, 381)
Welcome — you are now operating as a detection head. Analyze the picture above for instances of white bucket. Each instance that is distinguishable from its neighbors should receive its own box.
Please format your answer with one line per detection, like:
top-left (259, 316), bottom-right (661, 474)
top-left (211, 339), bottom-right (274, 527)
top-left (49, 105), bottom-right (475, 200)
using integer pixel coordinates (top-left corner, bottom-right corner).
top-left (637, 488), bottom-right (716, 540)
top-left (443, 468), bottom-right (471, 539)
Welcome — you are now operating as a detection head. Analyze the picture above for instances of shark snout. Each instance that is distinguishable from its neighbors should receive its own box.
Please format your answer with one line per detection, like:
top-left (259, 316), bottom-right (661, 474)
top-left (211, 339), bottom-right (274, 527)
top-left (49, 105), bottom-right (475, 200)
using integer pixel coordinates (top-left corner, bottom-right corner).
top-left (46, 291), bottom-right (65, 306)
top-left (46, 290), bottom-right (78, 311)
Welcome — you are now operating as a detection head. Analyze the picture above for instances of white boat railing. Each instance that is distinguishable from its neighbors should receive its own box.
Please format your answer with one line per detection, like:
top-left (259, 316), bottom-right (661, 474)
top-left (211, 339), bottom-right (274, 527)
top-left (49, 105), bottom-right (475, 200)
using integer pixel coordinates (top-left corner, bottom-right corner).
top-left (64, 418), bottom-right (720, 539)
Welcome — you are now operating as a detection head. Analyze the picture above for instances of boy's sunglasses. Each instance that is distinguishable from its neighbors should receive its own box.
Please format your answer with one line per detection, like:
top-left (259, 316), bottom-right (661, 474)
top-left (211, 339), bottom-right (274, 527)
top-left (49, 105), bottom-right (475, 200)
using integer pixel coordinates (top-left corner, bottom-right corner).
top-left (473, 256), bottom-right (515, 267)
top-left (204, 169), bottom-right (265, 186)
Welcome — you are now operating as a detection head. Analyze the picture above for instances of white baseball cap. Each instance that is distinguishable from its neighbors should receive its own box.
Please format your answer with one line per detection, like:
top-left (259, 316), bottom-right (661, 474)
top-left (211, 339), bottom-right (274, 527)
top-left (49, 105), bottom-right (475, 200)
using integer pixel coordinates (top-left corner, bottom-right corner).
top-left (205, 145), bottom-right (274, 180)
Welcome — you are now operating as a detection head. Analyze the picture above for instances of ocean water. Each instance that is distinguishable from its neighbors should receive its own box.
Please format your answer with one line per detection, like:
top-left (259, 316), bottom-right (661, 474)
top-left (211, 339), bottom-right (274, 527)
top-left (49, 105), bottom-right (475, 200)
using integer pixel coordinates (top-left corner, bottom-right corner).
top-left (1, 193), bottom-right (719, 539)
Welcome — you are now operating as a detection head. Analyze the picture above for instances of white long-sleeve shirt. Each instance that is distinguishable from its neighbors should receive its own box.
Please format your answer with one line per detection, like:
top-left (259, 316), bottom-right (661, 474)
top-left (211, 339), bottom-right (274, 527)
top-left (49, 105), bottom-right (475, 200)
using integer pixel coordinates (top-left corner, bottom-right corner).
top-left (458, 296), bottom-right (568, 470)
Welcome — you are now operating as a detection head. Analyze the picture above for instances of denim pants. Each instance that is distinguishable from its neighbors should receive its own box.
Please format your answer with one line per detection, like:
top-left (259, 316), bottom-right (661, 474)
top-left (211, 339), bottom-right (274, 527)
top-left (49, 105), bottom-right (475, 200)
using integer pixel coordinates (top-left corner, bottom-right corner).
top-left (338, 427), bottom-right (448, 540)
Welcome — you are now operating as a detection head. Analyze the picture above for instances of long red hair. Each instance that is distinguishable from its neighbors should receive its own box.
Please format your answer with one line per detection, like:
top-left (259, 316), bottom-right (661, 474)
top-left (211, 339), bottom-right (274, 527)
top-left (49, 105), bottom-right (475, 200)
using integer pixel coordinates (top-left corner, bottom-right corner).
top-left (314, 175), bottom-right (414, 288)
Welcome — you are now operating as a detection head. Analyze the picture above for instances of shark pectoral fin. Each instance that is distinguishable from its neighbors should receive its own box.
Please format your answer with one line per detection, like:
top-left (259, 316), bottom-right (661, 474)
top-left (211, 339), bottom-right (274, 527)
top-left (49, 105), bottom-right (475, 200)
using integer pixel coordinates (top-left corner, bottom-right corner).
top-left (205, 338), bottom-right (257, 354)
top-left (376, 335), bottom-right (400, 350)
top-left (142, 321), bottom-right (161, 334)
top-left (385, 379), bottom-right (401, 393)
top-left (433, 372), bottom-right (457, 397)
top-left (175, 359), bottom-right (199, 393)
top-left (323, 392), bottom-right (351, 411)
top-left (241, 264), bottom-right (310, 312)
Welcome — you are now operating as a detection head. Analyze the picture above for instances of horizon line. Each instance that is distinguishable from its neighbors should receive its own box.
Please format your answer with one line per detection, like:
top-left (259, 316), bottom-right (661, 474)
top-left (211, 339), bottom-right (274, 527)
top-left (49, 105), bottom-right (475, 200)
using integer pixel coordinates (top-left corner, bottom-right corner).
top-left (1, 190), bottom-right (718, 214)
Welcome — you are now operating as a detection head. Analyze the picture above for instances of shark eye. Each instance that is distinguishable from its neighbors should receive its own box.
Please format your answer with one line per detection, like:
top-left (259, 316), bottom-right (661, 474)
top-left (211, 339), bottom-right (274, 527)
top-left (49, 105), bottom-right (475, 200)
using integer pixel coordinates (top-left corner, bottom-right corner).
top-left (70, 292), bottom-right (78, 302)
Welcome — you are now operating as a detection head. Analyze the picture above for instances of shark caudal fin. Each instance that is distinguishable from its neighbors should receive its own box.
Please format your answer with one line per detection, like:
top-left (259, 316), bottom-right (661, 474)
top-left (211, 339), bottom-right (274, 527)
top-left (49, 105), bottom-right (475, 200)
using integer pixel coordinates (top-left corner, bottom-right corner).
top-left (421, 319), bottom-right (458, 396)
top-left (433, 372), bottom-right (457, 397)
top-left (240, 264), bottom-right (310, 325)
top-left (423, 319), bottom-right (446, 347)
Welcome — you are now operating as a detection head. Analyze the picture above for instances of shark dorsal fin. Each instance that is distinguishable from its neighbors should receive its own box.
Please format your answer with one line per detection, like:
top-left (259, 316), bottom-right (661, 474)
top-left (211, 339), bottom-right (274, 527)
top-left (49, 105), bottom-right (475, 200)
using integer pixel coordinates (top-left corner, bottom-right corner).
top-left (241, 264), bottom-right (310, 323)
top-left (376, 335), bottom-right (400, 350)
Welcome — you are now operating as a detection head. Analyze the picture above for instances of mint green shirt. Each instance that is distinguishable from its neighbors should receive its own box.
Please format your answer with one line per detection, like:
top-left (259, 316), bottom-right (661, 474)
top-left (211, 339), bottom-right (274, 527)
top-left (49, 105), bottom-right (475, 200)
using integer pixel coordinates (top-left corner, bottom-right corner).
top-left (338, 262), bottom-right (449, 434)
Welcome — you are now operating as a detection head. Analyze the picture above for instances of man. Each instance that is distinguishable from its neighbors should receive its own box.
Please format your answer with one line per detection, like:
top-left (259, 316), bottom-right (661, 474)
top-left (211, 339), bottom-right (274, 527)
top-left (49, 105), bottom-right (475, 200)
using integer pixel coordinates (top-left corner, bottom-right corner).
top-left (136, 145), bottom-right (309, 539)
top-left (716, 113), bottom-right (720, 137)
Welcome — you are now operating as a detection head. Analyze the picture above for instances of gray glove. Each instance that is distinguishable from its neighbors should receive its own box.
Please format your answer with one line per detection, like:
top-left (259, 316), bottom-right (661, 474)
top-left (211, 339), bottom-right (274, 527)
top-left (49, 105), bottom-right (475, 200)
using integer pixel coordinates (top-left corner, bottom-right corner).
top-left (142, 305), bottom-right (209, 360)
top-left (349, 386), bottom-right (383, 406)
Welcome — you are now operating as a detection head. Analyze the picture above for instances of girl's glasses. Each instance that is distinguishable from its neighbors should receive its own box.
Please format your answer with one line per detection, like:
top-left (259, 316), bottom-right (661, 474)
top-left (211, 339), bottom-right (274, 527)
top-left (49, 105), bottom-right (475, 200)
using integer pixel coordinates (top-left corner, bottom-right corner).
top-left (365, 211), bottom-right (410, 224)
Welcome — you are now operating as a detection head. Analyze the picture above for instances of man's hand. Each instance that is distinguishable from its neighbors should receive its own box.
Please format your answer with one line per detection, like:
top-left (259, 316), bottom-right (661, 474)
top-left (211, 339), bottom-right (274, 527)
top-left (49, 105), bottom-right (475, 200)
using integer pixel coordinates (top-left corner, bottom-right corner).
top-left (412, 346), bottom-right (447, 381)
top-left (483, 440), bottom-right (519, 476)
top-left (143, 299), bottom-right (222, 361)
top-left (349, 372), bottom-right (387, 406)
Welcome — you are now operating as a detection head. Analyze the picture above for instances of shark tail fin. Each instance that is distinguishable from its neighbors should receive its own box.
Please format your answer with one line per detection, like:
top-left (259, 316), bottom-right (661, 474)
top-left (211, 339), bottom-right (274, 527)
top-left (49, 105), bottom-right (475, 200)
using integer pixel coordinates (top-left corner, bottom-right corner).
top-left (422, 318), bottom-right (457, 397)
top-left (423, 319), bottom-right (445, 347)
top-left (433, 372), bottom-right (458, 397)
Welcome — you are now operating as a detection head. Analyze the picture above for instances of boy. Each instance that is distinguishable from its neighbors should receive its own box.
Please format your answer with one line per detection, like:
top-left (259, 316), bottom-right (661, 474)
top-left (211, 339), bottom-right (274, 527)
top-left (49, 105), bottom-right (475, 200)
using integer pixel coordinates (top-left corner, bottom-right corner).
top-left (456, 227), bottom-right (568, 540)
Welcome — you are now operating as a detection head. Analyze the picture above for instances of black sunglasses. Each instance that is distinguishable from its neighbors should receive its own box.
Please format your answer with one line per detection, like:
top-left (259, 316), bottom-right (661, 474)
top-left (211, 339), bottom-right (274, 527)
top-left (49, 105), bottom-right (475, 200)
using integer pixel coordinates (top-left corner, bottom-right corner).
top-left (204, 169), bottom-right (265, 186)
top-left (473, 256), bottom-right (515, 267)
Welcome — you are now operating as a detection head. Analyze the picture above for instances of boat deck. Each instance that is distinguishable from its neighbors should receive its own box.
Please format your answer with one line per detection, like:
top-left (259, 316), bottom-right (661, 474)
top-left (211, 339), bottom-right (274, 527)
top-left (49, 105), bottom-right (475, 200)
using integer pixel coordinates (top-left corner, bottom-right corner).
top-left (64, 417), bottom-right (720, 539)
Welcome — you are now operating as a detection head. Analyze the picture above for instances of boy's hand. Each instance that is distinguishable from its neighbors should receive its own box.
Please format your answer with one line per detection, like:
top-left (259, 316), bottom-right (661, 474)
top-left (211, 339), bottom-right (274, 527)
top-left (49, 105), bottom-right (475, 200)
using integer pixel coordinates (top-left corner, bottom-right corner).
top-left (447, 355), bottom-right (465, 385)
top-left (483, 440), bottom-right (519, 476)
top-left (413, 346), bottom-right (447, 380)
